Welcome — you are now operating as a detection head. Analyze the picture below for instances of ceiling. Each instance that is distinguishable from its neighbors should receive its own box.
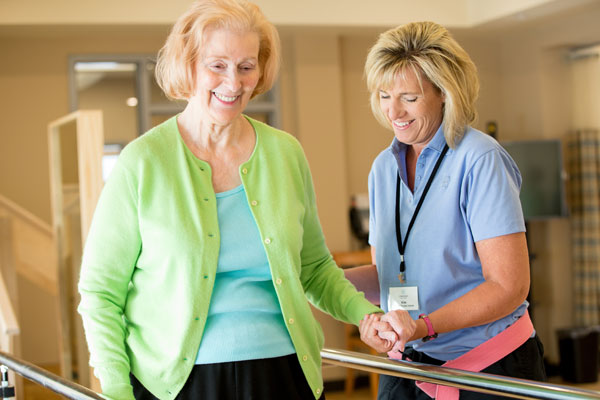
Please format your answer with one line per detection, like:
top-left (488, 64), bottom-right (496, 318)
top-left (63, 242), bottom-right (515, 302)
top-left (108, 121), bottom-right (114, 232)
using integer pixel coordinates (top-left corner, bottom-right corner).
top-left (1, 0), bottom-right (599, 44)
top-left (1, 0), bottom-right (598, 29)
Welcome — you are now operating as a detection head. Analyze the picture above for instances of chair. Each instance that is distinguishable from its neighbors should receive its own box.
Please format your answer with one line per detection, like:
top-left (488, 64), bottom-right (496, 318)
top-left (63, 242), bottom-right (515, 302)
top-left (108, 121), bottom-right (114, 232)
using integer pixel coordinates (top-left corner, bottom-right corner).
top-left (332, 249), bottom-right (379, 400)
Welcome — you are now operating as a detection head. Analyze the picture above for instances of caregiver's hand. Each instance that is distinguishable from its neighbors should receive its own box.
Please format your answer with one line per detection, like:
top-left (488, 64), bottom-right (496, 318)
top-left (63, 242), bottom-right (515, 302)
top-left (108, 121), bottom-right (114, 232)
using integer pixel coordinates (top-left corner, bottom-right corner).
top-left (381, 310), bottom-right (417, 359)
top-left (359, 313), bottom-right (397, 353)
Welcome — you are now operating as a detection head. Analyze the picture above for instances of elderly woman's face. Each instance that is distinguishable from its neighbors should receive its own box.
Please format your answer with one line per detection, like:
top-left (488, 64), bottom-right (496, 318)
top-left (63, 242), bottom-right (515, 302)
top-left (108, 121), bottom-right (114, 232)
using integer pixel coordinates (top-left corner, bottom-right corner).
top-left (379, 68), bottom-right (444, 150)
top-left (191, 28), bottom-right (260, 126)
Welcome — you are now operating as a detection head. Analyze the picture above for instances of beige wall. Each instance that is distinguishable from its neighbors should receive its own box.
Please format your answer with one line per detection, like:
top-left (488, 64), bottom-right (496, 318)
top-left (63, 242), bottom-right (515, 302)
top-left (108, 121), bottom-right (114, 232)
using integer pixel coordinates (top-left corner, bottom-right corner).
top-left (0, 28), bottom-right (168, 224)
top-left (340, 35), bottom-right (394, 197)
top-left (2, 0), bottom-right (600, 370)
top-left (291, 33), bottom-right (352, 251)
top-left (0, 29), bottom-right (167, 364)
top-left (476, 1), bottom-right (600, 363)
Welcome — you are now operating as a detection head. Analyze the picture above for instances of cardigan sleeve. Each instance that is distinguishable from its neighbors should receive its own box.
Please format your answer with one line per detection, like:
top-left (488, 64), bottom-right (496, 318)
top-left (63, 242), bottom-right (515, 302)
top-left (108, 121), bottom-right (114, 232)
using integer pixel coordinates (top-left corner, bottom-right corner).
top-left (296, 150), bottom-right (382, 326)
top-left (78, 154), bottom-right (141, 400)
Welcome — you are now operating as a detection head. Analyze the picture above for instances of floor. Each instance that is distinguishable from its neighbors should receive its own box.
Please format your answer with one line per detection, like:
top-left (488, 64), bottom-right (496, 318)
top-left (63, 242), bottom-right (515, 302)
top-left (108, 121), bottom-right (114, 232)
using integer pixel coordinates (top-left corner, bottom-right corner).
top-left (19, 366), bottom-right (600, 400)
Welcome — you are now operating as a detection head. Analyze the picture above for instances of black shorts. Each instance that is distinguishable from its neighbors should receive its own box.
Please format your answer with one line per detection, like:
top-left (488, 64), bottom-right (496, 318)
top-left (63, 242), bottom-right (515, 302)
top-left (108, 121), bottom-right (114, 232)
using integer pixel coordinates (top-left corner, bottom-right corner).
top-left (130, 353), bottom-right (324, 400)
top-left (377, 335), bottom-right (546, 400)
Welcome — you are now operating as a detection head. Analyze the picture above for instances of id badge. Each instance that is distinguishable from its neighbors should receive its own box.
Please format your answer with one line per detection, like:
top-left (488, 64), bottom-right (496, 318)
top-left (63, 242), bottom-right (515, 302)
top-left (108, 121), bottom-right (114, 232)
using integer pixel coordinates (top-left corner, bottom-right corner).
top-left (387, 285), bottom-right (419, 311)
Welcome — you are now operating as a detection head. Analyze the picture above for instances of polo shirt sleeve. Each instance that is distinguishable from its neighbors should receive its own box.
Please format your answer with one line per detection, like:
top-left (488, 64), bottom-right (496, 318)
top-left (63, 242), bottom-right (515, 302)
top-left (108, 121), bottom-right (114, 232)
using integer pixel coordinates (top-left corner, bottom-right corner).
top-left (463, 147), bottom-right (525, 242)
top-left (78, 151), bottom-right (141, 400)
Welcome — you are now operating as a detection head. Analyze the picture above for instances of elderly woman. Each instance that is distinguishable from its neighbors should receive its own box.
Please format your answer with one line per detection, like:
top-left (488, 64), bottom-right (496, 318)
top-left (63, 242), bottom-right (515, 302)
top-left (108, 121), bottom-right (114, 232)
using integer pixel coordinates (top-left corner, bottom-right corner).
top-left (77, 1), bottom-right (387, 399)
top-left (351, 22), bottom-right (546, 399)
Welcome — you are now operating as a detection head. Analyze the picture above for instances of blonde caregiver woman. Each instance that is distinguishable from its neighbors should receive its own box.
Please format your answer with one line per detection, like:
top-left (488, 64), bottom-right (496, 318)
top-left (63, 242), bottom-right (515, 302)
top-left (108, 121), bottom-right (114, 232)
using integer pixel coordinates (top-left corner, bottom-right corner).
top-left (77, 1), bottom-right (390, 399)
top-left (350, 21), bottom-right (546, 400)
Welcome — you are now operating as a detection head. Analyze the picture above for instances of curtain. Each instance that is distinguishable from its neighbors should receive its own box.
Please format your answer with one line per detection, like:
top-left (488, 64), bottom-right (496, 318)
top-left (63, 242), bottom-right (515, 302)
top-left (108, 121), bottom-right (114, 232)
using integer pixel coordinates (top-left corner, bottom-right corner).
top-left (566, 129), bottom-right (600, 326)
top-left (568, 45), bottom-right (600, 326)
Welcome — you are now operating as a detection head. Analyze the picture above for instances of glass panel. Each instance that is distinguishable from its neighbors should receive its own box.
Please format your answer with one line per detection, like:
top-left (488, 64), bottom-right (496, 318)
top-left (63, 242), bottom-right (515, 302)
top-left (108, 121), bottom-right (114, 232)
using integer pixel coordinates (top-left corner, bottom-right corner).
top-left (74, 61), bottom-right (139, 145)
top-left (102, 143), bottom-right (123, 182)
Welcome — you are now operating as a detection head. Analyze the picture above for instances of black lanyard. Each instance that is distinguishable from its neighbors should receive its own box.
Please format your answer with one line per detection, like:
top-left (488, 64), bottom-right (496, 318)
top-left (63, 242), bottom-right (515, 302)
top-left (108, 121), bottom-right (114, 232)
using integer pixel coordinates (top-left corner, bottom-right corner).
top-left (395, 144), bottom-right (449, 283)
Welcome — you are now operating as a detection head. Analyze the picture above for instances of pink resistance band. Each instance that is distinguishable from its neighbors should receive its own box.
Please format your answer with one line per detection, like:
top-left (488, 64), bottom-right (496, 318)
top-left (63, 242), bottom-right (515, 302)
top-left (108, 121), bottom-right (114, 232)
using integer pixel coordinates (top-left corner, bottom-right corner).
top-left (392, 310), bottom-right (534, 400)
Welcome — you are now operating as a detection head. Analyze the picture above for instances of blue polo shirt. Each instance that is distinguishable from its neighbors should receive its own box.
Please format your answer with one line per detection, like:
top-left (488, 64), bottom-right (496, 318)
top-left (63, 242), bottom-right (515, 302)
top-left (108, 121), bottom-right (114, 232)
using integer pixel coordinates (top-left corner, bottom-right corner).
top-left (368, 123), bottom-right (528, 361)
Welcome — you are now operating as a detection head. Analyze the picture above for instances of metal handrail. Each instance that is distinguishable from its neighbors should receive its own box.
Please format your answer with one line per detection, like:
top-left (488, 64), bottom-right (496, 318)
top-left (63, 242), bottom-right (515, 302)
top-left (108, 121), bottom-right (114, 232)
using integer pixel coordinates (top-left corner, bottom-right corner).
top-left (2, 348), bottom-right (600, 400)
top-left (0, 351), bottom-right (102, 400)
top-left (322, 348), bottom-right (600, 400)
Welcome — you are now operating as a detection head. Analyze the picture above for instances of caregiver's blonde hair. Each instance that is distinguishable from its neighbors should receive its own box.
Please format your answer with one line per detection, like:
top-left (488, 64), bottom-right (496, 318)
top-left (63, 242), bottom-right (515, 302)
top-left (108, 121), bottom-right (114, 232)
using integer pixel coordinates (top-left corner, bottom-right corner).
top-left (365, 21), bottom-right (479, 147)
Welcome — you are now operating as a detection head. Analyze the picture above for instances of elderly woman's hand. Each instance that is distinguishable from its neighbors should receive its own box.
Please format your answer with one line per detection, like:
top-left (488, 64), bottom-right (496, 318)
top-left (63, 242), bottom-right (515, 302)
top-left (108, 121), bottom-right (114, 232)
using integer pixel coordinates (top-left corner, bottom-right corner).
top-left (359, 313), bottom-right (397, 353)
top-left (381, 310), bottom-right (417, 359)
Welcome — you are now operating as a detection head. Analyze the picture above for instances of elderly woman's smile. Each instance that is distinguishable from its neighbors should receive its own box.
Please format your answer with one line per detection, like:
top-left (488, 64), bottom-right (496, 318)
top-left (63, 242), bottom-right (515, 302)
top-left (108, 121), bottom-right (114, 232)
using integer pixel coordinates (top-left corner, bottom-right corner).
top-left (213, 92), bottom-right (238, 103)
top-left (192, 27), bottom-right (261, 126)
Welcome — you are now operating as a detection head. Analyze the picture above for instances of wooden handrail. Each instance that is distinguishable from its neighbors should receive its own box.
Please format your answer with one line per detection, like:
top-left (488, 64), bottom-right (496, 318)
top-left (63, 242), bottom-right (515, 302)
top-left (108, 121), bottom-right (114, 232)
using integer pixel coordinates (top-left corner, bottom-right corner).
top-left (0, 192), bottom-right (57, 295)
top-left (0, 272), bottom-right (19, 337)
top-left (0, 194), bottom-right (52, 237)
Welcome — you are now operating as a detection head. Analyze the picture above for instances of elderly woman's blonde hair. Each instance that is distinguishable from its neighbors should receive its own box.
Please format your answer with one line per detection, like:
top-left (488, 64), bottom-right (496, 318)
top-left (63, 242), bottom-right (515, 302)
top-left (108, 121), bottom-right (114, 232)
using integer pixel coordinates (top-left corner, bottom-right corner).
top-left (155, 0), bottom-right (281, 100)
top-left (365, 21), bottom-right (479, 148)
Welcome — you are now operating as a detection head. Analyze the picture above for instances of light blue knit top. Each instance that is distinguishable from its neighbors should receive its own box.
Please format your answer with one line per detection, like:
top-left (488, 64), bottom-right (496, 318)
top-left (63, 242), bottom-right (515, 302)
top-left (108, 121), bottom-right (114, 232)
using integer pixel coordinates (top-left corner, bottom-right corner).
top-left (195, 184), bottom-right (295, 363)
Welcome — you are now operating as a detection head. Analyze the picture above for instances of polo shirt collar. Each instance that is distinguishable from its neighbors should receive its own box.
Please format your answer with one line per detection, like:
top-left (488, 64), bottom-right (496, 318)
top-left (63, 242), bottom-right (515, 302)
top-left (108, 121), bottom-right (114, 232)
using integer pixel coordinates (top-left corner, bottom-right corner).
top-left (390, 122), bottom-right (446, 154)
top-left (389, 122), bottom-right (447, 172)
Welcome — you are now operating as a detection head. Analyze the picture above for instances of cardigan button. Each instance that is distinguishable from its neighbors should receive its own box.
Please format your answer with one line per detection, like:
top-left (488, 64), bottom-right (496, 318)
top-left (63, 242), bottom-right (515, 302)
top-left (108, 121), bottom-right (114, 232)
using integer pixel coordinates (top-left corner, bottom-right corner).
top-left (264, 238), bottom-right (271, 244)
top-left (251, 200), bottom-right (258, 206)
top-left (242, 168), bottom-right (248, 174)
top-left (276, 278), bottom-right (282, 285)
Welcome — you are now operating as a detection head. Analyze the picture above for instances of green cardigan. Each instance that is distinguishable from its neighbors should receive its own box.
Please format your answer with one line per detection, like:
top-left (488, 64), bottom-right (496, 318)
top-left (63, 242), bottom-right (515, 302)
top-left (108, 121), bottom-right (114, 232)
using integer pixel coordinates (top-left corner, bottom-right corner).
top-left (78, 116), bottom-right (381, 400)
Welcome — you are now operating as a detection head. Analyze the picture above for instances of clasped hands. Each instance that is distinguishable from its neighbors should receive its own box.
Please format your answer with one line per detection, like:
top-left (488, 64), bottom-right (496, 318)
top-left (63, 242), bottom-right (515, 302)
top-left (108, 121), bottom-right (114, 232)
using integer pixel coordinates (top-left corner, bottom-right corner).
top-left (359, 311), bottom-right (417, 358)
